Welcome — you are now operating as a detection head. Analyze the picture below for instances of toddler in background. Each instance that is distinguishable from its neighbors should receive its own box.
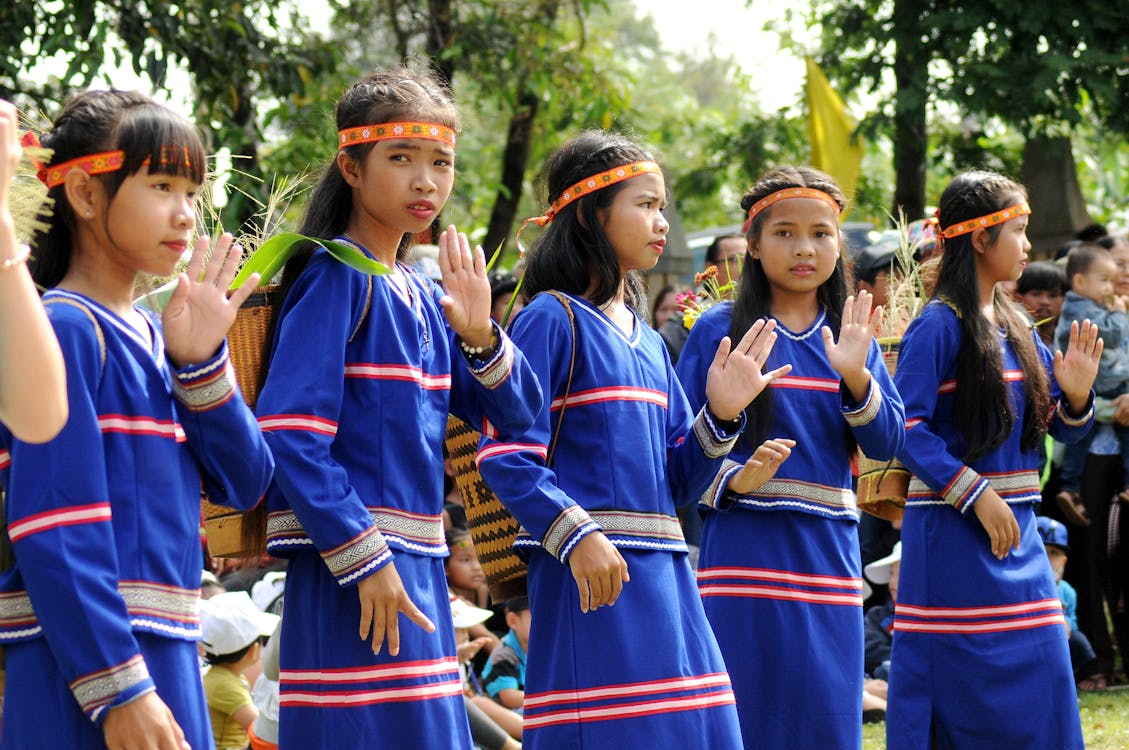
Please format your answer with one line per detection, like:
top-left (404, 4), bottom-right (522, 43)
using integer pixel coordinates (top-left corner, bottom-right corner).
top-left (1054, 242), bottom-right (1129, 525)
top-left (200, 592), bottom-right (280, 750)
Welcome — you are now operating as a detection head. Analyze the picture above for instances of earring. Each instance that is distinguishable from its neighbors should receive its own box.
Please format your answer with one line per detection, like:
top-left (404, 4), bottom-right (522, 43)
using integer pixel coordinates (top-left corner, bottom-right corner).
top-left (85, 211), bottom-right (93, 219)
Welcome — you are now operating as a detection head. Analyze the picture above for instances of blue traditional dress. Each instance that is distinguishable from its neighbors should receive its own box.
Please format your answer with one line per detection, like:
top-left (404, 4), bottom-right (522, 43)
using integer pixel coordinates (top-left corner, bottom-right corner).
top-left (887, 300), bottom-right (1089, 749)
top-left (478, 292), bottom-right (745, 750)
top-left (676, 301), bottom-right (904, 750)
top-left (255, 241), bottom-right (540, 750)
top-left (0, 289), bottom-right (273, 750)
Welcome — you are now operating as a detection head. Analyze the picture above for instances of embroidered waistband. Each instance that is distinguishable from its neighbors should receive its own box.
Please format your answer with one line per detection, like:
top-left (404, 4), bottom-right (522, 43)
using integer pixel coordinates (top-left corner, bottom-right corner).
top-left (734, 477), bottom-right (856, 511)
top-left (267, 507), bottom-right (446, 551)
top-left (907, 469), bottom-right (1041, 506)
top-left (0, 581), bottom-right (200, 639)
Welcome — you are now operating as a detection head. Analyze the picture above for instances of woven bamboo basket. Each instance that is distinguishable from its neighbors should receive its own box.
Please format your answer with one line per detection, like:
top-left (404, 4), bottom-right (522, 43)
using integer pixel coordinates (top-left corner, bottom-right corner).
top-left (856, 337), bottom-right (907, 522)
top-left (445, 415), bottom-right (527, 601)
top-left (202, 285), bottom-right (278, 558)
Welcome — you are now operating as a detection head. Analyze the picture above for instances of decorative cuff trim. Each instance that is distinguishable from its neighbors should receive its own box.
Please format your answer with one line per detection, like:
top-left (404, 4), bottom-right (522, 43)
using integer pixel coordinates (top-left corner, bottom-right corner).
top-left (321, 524), bottom-right (392, 583)
top-left (173, 344), bottom-right (237, 411)
top-left (465, 323), bottom-right (514, 391)
top-left (542, 504), bottom-right (598, 562)
top-left (693, 407), bottom-right (743, 459)
top-left (941, 467), bottom-right (988, 512)
top-left (700, 460), bottom-right (743, 510)
top-left (71, 654), bottom-right (151, 721)
top-left (842, 378), bottom-right (881, 427)
top-left (1056, 395), bottom-right (1094, 427)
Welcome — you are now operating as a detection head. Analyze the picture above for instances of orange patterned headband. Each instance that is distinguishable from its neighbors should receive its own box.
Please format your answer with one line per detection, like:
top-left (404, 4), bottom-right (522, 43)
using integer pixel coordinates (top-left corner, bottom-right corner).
top-left (514, 160), bottom-right (662, 251)
top-left (36, 145), bottom-right (194, 189)
top-left (743, 187), bottom-right (842, 233)
top-left (338, 121), bottom-right (457, 149)
top-left (940, 201), bottom-right (1031, 239)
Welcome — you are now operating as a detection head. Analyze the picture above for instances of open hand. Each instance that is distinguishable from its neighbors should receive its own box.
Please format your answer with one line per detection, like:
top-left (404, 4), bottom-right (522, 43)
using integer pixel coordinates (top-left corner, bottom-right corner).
top-left (568, 532), bottom-right (630, 614)
top-left (726, 438), bottom-right (797, 495)
top-left (163, 233), bottom-right (259, 367)
top-left (704, 318), bottom-right (792, 421)
top-left (1054, 319), bottom-right (1102, 413)
top-left (357, 561), bottom-right (436, 656)
top-left (437, 225), bottom-right (493, 349)
top-left (822, 291), bottom-right (882, 401)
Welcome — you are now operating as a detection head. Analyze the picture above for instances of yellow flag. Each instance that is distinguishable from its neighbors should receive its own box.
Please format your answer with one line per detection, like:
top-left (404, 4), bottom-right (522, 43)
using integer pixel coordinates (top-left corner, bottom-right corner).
top-left (805, 55), bottom-right (865, 206)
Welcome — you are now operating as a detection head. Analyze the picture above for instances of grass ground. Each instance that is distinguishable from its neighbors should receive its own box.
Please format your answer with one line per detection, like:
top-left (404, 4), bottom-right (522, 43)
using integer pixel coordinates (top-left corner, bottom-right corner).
top-left (861, 687), bottom-right (1129, 749)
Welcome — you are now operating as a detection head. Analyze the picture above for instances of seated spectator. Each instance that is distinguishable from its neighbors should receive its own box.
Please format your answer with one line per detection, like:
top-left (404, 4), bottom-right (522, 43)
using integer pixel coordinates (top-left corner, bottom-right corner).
top-left (445, 526), bottom-right (503, 647)
top-left (200, 591), bottom-right (280, 750)
top-left (1054, 243), bottom-right (1129, 526)
top-left (863, 542), bottom-right (900, 683)
top-left (1037, 516), bottom-right (1106, 690)
top-left (452, 595), bottom-right (522, 749)
top-left (490, 272), bottom-right (525, 324)
top-left (1014, 261), bottom-right (1068, 348)
top-left (249, 616), bottom-right (282, 750)
top-left (482, 598), bottom-right (531, 710)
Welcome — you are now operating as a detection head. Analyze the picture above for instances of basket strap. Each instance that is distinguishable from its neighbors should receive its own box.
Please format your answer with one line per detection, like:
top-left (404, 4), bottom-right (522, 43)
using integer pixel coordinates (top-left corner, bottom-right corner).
top-left (348, 274), bottom-right (374, 343)
top-left (544, 291), bottom-right (576, 467)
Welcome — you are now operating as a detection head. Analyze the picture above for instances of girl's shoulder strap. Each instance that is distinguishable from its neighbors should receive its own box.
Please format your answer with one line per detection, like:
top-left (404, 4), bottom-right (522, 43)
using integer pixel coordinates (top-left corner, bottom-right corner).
top-left (347, 273), bottom-right (373, 343)
top-left (42, 294), bottom-right (107, 375)
top-left (541, 291), bottom-right (577, 466)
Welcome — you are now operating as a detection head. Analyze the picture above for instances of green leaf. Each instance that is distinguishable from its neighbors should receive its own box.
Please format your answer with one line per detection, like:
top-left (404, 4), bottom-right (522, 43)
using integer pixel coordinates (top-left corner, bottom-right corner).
top-left (230, 232), bottom-right (392, 291)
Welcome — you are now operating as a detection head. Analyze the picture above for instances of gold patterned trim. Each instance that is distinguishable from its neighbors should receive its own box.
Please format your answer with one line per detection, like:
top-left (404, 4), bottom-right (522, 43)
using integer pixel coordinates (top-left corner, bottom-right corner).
top-left (843, 379), bottom-right (881, 427)
top-left (589, 510), bottom-right (685, 542)
top-left (321, 524), bottom-right (392, 581)
top-left (70, 654), bottom-right (150, 718)
top-left (692, 408), bottom-right (740, 459)
top-left (470, 330), bottom-right (515, 391)
top-left (173, 360), bottom-right (237, 411)
top-left (543, 505), bottom-right (597, 560)
top-left (700, 459), bottom-right (743, 509)
top-left (736, 477), bottom-right (855, 510)
top-left (267, 508), bottom-right (444, 549)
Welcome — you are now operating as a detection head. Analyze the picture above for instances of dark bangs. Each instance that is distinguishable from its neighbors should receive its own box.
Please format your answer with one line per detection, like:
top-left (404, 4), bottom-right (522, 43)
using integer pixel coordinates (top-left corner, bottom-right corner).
top-left (108, 104), bottom-right (206, 190)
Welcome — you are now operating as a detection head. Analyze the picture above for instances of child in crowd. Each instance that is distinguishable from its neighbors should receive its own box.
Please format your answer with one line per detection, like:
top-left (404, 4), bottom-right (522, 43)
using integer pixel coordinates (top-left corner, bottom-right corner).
top-left (490, 271), bottom-right (524, 323)
top-left (863, 542), bottom-right (900, 682)
top-left (200, 592), bottom-right (280, 750)
top-left (676, 166), bottom-right (905, 750)
top-left (1037, 516), bottom-right (1106, 690)
top-left (1054, 242), bottom-right (1129, 525)
top-left (482, 598), bottom-right (531, 710)
top-left (0, 101), bottom-right (67, 444)
top-left (479, 130), bottom-right (786, 749)
top-left (254, 68), bottom-right (540, 749)
top-left (889, 170), bottom-right (1100, 749)
top-left (852, 242), bottom-right (897, 310)
top-left (452, 595), bottom-right (522, 750)
top-left (445, 526), bottom-right (502, 652)
top-left (0, 90), bottom-right (273, 750)
top-left (1014, 260), bottom-right (1068, 348)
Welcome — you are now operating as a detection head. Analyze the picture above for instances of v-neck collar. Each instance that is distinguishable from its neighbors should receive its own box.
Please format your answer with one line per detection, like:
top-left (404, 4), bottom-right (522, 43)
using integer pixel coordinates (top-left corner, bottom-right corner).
top-left (47, 289), bottom-right (163, 363)
top-left (567, 293), bottom-right (641, 347)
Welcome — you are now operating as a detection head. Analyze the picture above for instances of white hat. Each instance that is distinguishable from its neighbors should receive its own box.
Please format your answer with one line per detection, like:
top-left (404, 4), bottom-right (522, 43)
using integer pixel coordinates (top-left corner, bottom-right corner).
top-left (199, 591), bottom-right (280, 656)
top-left (864, 541), bottom-right (902, 585)
top-left (251, 571), bottom-right (286, 612)
top-left (450, 594), bottom-right (493, 629)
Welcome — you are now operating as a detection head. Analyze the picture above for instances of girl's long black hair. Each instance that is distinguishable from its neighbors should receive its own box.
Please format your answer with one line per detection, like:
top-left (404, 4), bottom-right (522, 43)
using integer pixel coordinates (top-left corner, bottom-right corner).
top-left (728, 166), bottom-right (851, 449)
top-left (259, 66), bottom-right (459, 376)
top-left (934, 170), bottom-right (1050, 461)
top-left (31, 90), bottom-right (206, 288)
top-left (521, 130), bottom-right (659, 312)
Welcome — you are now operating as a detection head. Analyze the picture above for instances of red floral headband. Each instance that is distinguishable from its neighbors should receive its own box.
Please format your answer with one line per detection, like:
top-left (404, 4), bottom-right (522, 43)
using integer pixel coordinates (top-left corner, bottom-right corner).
top-left (742, 187), bottom-right (842, 234)
top-left (338, 121), bottom-right (457, 149)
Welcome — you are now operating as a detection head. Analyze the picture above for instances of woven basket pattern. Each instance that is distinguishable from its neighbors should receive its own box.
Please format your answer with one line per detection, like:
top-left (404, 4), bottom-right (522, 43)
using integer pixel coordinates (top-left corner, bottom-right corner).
top-left (203, 286), bottom-right (277, 557)
top-left (856, 338), bottom-right (906, 522)
top-left (445, 415), bottom-right (527, 600)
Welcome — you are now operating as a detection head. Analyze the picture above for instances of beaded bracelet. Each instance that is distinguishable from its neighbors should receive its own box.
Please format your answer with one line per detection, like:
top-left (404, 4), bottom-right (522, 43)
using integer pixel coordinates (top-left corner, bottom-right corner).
top-left (0, 244), bottom-right (31, 272)
top-left (459, 332), bottom-right (498, 356)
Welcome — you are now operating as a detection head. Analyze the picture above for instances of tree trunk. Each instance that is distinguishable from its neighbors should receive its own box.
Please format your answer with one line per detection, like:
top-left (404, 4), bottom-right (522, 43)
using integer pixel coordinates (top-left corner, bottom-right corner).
top-left (890, 0), bottom-right (928, 223)
top-left (1021, 135), bottom-right (1093, 259)
top-left (482, 89), bottom-right (539, 262)
top-left (426, 0), bottom-right (455, 87)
